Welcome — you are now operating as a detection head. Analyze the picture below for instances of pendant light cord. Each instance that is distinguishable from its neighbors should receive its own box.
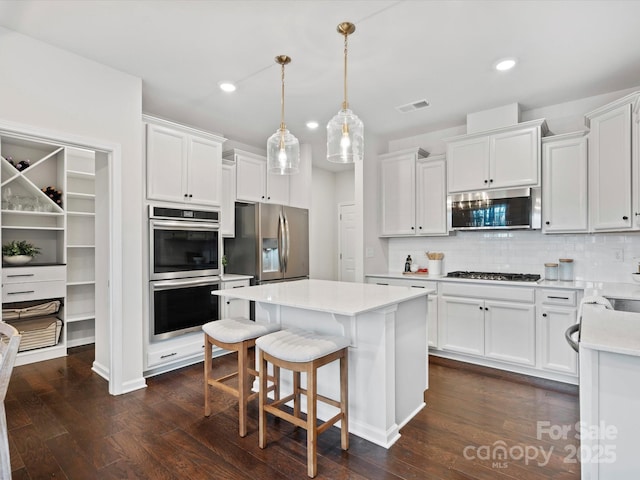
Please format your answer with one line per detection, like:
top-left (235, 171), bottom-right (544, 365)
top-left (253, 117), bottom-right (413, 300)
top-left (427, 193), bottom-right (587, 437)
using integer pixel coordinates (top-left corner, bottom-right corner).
top-left (343, 33), bottom-right (349, 110)
top-left (280, 62), bottom-right (286, 130)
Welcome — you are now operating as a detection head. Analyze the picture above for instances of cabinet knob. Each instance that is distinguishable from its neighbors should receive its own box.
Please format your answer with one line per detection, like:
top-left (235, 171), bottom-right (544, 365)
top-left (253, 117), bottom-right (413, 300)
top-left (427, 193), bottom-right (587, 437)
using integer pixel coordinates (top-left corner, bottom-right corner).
top-left (489, 179), bottom-right (494, 183)
top-left (542, 313), bottom-right (547, 317)
top-left (484, 179), bottom-right (488, 184)
top-left (635, 213), bottom-right (640, 216)
top-left (419, 226), bottom-right (423, 230)
top-left (267, 196), bottom-right (271, 200)
top-left (545, 221), bottom-right (550, 225)
top-left (623, 216), bottom-right (629, 220)
top-left (184, 193), bottom-right (188, 198)
top-left (189, 194), bottom-right (193, 198)
top-left (479, 306), bottom-right (483, 310)
top-left (484, 307), bottom-right (489, 311)
top-left (411, 226), bottom-right (415, 230)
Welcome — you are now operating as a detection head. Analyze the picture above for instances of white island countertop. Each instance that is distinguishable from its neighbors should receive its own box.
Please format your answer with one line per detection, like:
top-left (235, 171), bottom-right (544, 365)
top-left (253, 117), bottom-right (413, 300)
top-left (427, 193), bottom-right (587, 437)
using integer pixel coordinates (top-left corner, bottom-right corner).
top-left (580, 304), bottom-right (640, 357)
top-left (214, 278), bottom-right (432, 316)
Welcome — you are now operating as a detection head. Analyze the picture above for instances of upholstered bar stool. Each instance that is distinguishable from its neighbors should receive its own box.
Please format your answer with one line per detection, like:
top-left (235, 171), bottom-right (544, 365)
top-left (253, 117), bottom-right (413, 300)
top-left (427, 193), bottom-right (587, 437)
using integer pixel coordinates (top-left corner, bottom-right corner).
top-left (256, 329), bottom-right (349, 478)
top-left (203, 317), bottom-right (280, 437)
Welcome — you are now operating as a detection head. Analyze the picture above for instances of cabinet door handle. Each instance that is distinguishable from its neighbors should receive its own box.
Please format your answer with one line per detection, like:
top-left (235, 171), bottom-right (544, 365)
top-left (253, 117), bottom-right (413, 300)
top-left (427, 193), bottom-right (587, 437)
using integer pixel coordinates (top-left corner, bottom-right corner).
top-left (261, 196), bottom-right (265, 199)
top-left (189, 194), bottom-right (193, 198)
top-left (490, 179), bottom-right (494, 183)
top-left (184, 193), bottom-right (188, 197)
top-left (479, 306), bottom-right (483, 310)
top-left (484, 307), bottom-right (489, 311)
top-left (635, 213), bottom-right (640, 216)
top-left (411, 226), bottom-right (415, 230)
top-left (226, 301), bottom-right (230, 305)
top-left (623, 216), bottom-right (629, 220)
top-left (411, 285), bottom-right (426, 289)
top-left (545, 221), bottom-right (550, 225)
top-left (548, 296), bottom-right (569, 300)
top-left (6, 274), bottom-right (35, 278)
top-left (484, 179), bottom-right (488, 184)
top-left (418, 226), bottom-right (423, 230)
top-left (542, 313), bottom-right (547, 317)
top-left (160, 352), bottom-right (178, 359)
top-left (267, 196), bottom-right (271, 200)
top-left (7, 290), bottom-right (35, 295)
top-left (376, 282), bottom-right (389, 286)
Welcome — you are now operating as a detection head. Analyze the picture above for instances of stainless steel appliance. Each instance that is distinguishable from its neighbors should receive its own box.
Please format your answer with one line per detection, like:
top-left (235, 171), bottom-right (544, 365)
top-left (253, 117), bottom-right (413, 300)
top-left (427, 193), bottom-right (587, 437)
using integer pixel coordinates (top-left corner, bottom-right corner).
top-left (149, 277), bottom-right (221, 341)
top-left (446, 271), bottom-right (541, 282)
top-left (224, 202), bottom-right (309, 283)
top-left (449, 187), bottom-right (541, 230)
top-left (149, 205), bottom-right (220, 280)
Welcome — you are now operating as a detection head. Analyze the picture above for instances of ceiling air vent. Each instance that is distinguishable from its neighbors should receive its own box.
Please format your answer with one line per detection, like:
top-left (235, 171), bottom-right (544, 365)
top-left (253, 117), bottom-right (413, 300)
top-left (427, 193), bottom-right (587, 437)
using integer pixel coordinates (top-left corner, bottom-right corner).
top-left (396, 99), bottom-right (430, 113)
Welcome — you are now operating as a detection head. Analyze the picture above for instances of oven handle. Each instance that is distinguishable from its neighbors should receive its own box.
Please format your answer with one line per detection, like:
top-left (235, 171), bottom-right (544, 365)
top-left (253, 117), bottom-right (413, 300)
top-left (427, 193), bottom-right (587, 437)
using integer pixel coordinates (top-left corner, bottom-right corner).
top-left (150, 219), bottom-right (220, 231)
top-left (151, 278), bottom-right (221, 291)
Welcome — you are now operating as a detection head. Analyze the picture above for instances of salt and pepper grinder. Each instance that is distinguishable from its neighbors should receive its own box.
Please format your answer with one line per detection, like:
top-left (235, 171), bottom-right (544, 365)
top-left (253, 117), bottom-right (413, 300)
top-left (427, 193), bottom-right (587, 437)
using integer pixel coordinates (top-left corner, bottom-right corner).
top-left (404, 255), bottom-right (412, 273)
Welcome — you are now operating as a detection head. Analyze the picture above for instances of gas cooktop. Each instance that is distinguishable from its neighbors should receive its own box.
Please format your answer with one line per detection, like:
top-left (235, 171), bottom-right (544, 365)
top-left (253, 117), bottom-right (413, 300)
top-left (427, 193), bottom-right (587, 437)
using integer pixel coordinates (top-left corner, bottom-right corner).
top-left (446, 271), bottom-right (541, 282)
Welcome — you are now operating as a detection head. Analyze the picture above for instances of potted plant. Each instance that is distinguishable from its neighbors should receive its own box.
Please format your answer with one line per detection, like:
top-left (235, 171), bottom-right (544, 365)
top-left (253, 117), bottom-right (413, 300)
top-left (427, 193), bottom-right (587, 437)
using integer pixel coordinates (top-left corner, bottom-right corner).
top-left (221, 254), bottom-right (228, 275)
top-left (2, 240), bottom-right (41, 265)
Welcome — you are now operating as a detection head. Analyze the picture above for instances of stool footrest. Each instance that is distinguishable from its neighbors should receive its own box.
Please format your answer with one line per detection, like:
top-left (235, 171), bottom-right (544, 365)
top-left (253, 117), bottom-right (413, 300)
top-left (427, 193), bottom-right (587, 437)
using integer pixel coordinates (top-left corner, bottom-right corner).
top-left (264, 404), bottom-right (308, 429)
top-left (317, 412), bottom-right (343, 435)
top-left (294, 387), bottom-right (341, 409)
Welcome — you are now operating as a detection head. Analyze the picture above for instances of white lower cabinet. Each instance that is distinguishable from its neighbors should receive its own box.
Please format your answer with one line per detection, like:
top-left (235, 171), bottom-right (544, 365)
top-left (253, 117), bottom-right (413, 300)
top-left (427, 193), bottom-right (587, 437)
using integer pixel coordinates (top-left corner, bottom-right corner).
top-left (221, 278), bottom-right (251, 318)
top-left (537, 288), bottom-right (580, 375)
top-left (146, 331), bottom-right (205, 370)
top-left (484, 300), bottom-right (535, 366)
top-left (438, 296), bottom-right (484, 355)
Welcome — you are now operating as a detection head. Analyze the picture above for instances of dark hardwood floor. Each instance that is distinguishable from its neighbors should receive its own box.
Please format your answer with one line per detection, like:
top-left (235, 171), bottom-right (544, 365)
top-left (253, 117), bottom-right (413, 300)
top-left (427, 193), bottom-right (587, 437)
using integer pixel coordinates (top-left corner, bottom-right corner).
top-left (6, 346), bottom-right (580, 479)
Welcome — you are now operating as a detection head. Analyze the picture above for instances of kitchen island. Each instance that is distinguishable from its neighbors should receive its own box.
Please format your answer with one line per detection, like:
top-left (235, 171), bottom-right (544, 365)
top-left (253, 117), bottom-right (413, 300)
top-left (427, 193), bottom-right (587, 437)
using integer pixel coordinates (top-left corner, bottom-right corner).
top-left (213, 279), bottom-right (431, 448)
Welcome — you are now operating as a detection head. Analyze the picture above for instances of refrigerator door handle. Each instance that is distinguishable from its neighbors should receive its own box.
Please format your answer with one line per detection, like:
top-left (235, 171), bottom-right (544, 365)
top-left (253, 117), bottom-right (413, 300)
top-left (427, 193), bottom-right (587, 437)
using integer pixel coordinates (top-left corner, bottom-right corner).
top-left (284, 211), bottom-right (291, 273)
top-left (278, 211), bottom-right (286, 273)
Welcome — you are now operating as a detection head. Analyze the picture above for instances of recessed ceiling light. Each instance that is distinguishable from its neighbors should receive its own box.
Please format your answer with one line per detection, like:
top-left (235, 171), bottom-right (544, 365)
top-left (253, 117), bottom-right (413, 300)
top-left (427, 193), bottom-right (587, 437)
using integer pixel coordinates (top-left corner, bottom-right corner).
top-left (306, 121), bottom-right (319, 129)
top-left (495, 59), bottom-right (516, 71)
top-left (219, 81), bottom-right (237, 93)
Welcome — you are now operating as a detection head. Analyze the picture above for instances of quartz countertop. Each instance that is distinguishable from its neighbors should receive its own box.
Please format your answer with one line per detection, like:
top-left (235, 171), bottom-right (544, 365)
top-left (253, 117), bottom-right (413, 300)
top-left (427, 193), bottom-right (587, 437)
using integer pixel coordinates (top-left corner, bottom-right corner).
top-left (580, 304), bottom-right (640, 357)
top-left (220, 273), bottom-right (253, 282)
top-left (213, 279), bottom-right (432, 316)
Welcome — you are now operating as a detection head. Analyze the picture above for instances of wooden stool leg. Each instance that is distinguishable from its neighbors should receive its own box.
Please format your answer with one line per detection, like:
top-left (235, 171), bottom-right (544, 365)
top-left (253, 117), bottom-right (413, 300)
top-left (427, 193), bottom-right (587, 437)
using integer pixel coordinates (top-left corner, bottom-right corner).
top-left (340, 351), bottom-right (349, 450)
top-left (204, 334), bottom-right (212, 417)
top-left (306, 362), bottom-right (318, 478)
top-left (238, 340), bottom-right (249, 437)
top-left (258, 350), bottom-right (268, 449)
top-left (293, 370), bottom-right (301, 418)
top-left (273, 364), bottom-right (280, 401)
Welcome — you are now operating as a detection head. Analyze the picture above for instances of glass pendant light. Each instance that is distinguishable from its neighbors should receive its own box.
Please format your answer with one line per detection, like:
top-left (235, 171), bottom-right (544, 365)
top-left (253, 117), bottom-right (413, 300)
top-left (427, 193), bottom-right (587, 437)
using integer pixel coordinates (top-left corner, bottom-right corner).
top-left (267, 55), bottom-right (300, 174)
top-left (327, 21), bottom-right (364, 163)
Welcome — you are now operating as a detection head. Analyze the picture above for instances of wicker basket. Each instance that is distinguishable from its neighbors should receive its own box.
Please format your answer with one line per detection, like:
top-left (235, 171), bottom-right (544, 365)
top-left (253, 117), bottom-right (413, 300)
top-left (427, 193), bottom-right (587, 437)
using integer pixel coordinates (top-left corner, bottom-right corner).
top-left (3, 316), bottom-right (63, 352)
top-left (2, 299), bottom-right (61, 321)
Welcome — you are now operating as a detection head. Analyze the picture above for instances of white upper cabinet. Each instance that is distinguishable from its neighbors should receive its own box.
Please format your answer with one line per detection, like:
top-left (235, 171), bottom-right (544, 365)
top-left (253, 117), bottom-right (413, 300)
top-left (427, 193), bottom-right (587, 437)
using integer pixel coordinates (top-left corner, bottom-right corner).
top-left (227, 148), bottom-right (311, 208)
top-left (542, 131), bottom-right (589, 233)
top-left (230, 149), bottom-right (289, 205)
top-left (445, 119), bottom-right (547, 193)
top-left (585, 95), bottom-right (638, 232)
top-left (379, 148), bottom-right (448, 237)
top-left (145, 117), bottom-right (225, 207)
top-left (416, 155), bottom-right (447, 235)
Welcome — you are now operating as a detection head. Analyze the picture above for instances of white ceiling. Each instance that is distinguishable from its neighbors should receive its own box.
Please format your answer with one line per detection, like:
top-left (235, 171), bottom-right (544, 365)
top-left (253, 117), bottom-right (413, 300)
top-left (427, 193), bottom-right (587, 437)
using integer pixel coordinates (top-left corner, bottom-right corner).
top-left (1, 0), bottom-right (640, 172)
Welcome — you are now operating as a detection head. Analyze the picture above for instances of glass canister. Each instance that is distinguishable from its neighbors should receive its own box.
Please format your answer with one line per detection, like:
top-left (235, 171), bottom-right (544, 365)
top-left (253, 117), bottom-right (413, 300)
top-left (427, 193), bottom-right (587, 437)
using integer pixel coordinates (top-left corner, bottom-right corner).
top-left (559, 258), bottom-right (574, 281)
top-left (544, 263), bottom-right (558, 281)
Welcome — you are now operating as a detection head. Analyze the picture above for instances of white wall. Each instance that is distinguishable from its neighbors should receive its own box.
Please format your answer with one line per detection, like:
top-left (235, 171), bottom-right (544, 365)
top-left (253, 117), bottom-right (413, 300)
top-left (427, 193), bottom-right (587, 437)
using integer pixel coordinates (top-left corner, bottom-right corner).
top-left (310, 167), bottom-right (336, 280)
top-left (0, 27), bottom-right (145, 393)
top-left (381, 86), bottom-right (640, 284)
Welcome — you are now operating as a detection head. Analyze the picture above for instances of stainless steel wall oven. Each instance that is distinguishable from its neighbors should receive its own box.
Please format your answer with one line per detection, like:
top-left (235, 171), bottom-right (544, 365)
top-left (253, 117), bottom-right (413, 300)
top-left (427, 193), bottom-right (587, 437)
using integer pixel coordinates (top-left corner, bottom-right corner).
top-left (149, 277), bottom-right (220, 341)
top-left (148, 205), bottom-right (221, 342)
top-left (149, 206), bottom-right (220, 280)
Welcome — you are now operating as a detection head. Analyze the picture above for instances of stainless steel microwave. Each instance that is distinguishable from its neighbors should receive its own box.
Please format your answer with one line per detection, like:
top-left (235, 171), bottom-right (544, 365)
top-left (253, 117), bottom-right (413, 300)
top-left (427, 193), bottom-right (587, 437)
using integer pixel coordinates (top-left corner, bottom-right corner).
top-left (448, 187), bottom-right (541, 230)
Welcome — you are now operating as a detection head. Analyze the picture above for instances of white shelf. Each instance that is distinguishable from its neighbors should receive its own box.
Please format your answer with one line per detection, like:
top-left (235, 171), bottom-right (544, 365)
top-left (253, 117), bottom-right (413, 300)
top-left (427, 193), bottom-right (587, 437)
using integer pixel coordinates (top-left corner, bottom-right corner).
top-left (67, 211), bottom-right (95, 217)
top-left (67, 170), bottom-right (95, 179)
top-left (67, 280), bottom-right (95, 286)
top-left (67, 244), bottom-right (95, 248)
top-left (1, 209), bottom-right (63, 217)
top-left (67, 191), bottom-right (95, 200)
top-left (2, 225), bottom-right (64, 231)
top-left (66, 312), bottom-right (95, 323)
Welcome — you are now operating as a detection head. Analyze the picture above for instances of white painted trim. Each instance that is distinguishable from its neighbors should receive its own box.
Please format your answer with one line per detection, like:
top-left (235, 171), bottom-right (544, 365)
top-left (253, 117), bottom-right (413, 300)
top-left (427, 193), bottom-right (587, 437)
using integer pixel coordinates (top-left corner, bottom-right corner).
top-left (0, 117), bottom-right (145, 396)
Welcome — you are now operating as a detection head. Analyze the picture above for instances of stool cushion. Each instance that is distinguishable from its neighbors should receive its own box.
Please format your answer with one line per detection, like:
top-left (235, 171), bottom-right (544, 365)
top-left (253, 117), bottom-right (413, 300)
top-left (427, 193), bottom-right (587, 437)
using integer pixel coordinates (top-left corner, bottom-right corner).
top-left (203, 318), bottom-right (280, 343)
top-left (256, 329), bottom-right (349, 363)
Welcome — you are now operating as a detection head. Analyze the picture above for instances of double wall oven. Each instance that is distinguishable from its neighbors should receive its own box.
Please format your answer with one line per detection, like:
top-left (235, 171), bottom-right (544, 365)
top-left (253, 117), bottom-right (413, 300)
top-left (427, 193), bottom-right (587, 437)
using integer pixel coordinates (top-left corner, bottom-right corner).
top-left (148, 206), bottom-right (221, 341)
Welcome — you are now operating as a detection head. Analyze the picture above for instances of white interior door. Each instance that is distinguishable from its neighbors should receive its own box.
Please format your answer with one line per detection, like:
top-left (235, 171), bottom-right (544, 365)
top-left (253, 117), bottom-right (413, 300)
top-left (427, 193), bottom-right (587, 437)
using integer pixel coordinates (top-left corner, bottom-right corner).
top-left (338, 203), bottom-right (356, 282)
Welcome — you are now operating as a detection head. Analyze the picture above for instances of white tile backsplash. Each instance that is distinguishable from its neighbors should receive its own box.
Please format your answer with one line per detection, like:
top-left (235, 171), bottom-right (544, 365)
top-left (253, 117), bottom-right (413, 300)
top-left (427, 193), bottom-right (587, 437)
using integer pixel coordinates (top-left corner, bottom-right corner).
top-left (388, 230), bottom-right (640, 283)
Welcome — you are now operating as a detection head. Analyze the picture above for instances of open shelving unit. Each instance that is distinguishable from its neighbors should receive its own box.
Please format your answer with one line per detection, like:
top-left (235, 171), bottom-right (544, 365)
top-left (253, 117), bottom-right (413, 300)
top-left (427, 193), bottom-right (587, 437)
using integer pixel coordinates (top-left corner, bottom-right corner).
top-left (1, 134), bottom-right (97, 362)
top-left (65, 147), bottom-right (96, 348)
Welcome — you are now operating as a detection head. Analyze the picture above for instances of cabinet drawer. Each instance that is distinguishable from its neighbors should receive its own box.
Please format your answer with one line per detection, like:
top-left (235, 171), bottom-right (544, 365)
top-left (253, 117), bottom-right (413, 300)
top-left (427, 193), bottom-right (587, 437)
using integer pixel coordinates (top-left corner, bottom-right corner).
top-left (440, 282), bottom-right (535, 303)
top-left (3, 265), bottom-right (66, 284)
top-left (2, 280), bottom-right (66, 303)
top-left (147, 338), bottom-right (205, 367)
top-left (539, 289), bottom-right (577, 307)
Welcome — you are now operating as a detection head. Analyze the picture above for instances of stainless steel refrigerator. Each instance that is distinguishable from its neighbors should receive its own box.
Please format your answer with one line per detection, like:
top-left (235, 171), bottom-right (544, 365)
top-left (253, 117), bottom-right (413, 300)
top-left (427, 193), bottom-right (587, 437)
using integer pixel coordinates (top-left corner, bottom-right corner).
top-left (224, 202), bottom-right (309, 284)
